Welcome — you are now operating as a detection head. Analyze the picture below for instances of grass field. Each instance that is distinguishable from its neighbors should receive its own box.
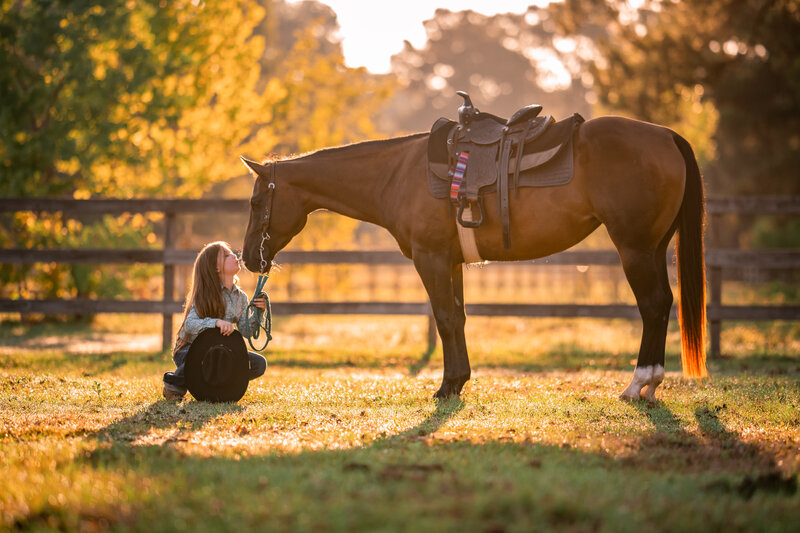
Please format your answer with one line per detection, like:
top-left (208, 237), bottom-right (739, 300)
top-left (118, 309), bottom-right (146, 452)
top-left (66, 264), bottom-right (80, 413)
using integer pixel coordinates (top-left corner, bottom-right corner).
top-left (1, 315), bottom-right (798, 532)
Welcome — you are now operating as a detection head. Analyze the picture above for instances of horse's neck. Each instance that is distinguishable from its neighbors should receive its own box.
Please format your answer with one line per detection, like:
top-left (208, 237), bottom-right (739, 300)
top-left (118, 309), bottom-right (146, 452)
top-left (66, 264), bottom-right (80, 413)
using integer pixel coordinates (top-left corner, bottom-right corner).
top-left (286, 136), bottom-right (423, 225)
top-left (286, 159), bottom-right (383, 225)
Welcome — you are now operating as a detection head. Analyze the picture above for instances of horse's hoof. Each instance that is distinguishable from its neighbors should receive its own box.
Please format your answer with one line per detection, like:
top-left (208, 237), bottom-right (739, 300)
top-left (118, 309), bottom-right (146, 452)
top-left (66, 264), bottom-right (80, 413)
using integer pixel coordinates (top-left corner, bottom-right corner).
top-left (618, 391), bottom-right (658, 405)
top-left (640, 389), bottom-right (658, 404)
top-left (619, 392), bottom-right (638, 403)
top-left (434, 375), bottom-right (470, 399)
top-left (434, 381), bottom-right (460, 399)
top-left (434, 387), bottom-right (458, 399)
top-left (620, 365), bottom-right (664, 403)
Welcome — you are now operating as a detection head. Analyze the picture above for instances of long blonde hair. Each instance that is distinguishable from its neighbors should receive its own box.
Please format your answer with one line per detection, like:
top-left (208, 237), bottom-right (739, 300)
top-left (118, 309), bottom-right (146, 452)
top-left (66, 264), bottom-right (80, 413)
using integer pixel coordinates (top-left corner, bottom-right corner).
top-left (174, 241), bottom-right (237, 351)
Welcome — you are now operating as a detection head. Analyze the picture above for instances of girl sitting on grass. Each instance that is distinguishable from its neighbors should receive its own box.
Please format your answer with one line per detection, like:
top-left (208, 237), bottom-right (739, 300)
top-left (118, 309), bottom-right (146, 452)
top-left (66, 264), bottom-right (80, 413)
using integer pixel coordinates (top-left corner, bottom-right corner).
top-left (162, 241), bottom-right (267, 401)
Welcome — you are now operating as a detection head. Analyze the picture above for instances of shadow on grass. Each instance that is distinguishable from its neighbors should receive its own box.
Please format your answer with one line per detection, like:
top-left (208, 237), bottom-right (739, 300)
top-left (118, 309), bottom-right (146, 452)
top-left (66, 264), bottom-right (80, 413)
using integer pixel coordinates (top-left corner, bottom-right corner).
top-left (56, 396), bottom-right (795, 532)
top-left (0, 316), bottom-right (96, 342)
top-left (85, 392), bottom-right (790, 484)
top-left (708, 353), bottom-right (800, 376)
top-left (90, 396), bottom-right (464, 457)
top-left (384, 396), bottom-right (465, 443)
top-left (12, 382), bottom-right (794, 532)
top-left (0, 349), bottom-right (168, 377)
top-left (408, 343), bottom-right (436, 377)
top-left (90, 400), bottom-right (244, 446)
top-left (628, 400), bottom-right (795, 500)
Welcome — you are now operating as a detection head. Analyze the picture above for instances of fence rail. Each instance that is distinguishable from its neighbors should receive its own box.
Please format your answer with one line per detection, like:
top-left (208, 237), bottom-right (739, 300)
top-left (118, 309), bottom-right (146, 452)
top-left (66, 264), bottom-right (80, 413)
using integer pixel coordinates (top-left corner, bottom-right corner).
top-left (4, 195), bottom-right (797, 214)
top-left (3, 248), bottom-right (800, 269)
top-left (3, 298), bottom-right (798, 321)
top-left (2, 196), bottom-right (799, 356)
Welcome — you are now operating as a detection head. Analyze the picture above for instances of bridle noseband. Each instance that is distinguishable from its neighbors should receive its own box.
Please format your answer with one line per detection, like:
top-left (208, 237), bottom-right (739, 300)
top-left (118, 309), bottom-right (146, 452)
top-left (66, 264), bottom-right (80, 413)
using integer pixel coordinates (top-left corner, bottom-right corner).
top-left (258, 162), bottom-right (277, 274)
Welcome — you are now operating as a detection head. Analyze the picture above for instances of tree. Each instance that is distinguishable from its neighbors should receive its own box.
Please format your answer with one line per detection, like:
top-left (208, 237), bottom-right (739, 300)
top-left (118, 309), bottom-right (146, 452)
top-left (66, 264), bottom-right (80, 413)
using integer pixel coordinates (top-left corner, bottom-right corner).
top-left (0, 0), bottom-right (396, 303)
top-left (551, 0), bottom-right (800, 195)
top-left (383, 6), bottom-right (596, 134)
top-left (0, 0), bottom-right (278, 198)
top-left (202, 0), bottom-right (396, 247)
top-left (248, 0), bottom-right (396, 156)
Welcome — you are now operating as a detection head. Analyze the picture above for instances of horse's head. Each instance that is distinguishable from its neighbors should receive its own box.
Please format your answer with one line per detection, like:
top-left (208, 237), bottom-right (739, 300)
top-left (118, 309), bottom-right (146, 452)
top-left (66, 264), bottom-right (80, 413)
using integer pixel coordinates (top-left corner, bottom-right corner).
top-left (240, 157), bottom-right (308, 273)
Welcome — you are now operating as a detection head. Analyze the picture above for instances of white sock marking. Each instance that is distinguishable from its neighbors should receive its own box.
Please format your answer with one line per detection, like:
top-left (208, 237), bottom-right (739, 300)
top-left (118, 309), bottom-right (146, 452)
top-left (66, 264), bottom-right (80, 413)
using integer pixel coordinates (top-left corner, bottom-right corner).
top-left (621, 364), bottom-right (665, 402)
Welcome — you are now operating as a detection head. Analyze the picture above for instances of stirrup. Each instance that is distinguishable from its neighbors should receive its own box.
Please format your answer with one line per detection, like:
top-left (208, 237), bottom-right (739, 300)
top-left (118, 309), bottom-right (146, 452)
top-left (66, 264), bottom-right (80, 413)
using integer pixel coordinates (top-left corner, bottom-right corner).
top-left (457, 197), bottom-right (484, 228)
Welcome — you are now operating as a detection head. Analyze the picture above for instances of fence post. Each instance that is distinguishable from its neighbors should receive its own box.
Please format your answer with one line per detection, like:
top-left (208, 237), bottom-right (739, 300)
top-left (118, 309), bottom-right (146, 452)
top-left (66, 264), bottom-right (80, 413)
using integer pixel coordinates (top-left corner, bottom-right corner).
top-left (162, 212), bottom-right (176, 352)
top-left (709, 213), bottom-right (722, 359)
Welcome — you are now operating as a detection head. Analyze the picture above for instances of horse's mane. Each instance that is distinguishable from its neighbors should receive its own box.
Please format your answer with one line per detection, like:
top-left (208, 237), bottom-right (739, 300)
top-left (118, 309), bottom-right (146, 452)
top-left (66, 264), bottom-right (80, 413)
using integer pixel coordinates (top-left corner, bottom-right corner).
top-left (262, 132), bottom-right (428, 164)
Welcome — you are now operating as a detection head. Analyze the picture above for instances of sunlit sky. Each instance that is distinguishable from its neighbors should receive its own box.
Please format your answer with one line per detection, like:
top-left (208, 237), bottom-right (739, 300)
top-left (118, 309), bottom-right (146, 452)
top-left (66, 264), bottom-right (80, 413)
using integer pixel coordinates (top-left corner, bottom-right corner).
top-left (287, 0), bottom-right (555, 74)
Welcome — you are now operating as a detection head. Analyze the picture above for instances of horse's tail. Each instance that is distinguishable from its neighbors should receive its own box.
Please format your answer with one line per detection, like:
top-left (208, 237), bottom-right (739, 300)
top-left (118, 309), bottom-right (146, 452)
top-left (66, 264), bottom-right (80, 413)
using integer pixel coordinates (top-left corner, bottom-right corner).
top-left (673, 133), bottom-right (708, 378)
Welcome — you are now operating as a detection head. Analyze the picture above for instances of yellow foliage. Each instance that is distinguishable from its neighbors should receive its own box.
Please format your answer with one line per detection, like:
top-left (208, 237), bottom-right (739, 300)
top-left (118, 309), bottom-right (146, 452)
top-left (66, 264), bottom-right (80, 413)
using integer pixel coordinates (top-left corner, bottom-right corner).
top-left (67, 0), bottom-right (274, 198)
top-left (591, 83), bottom-right (718, 166)
top-left (670, 85), bottom-right (719, 166)
top-left (45, 3), bottom-right (397, 201)
top-left (269, 24), bottom-right (397, 156)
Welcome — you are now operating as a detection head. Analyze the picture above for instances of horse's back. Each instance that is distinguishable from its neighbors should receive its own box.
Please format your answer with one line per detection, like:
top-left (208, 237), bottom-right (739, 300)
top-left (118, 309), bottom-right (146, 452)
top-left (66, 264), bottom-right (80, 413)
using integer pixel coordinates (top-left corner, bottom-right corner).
top-left (578, 115), bottom-right (680, 157)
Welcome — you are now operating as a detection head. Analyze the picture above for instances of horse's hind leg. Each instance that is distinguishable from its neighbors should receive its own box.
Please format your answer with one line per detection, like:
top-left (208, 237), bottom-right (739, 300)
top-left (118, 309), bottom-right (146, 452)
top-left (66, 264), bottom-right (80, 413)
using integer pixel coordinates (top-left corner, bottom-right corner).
top-left (618, 239), bottom-right (674, 402)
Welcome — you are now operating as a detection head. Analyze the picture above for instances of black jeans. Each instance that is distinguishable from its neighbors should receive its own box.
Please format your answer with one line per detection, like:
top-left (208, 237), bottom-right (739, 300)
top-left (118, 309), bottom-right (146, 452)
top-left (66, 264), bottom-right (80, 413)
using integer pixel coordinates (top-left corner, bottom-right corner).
top-left (163, 342), bottom-right (267, 395)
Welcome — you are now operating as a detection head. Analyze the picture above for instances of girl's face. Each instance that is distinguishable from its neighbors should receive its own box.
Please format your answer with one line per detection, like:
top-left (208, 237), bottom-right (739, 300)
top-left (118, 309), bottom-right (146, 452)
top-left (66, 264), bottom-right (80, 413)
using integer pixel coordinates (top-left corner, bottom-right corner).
top-left (218, 247), bottom-right (241, 277)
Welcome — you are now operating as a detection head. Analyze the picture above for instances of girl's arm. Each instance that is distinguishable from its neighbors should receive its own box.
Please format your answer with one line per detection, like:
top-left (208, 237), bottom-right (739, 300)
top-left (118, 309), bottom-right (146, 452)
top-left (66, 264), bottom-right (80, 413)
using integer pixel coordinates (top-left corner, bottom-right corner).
top-left (183, 305), bottom-right (219, 337)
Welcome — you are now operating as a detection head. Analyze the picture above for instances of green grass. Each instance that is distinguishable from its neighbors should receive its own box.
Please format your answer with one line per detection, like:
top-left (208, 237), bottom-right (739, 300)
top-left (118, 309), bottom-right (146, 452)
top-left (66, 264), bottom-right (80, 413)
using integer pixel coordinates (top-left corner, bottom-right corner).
top-left (1, 316), bottom-right (798, 532)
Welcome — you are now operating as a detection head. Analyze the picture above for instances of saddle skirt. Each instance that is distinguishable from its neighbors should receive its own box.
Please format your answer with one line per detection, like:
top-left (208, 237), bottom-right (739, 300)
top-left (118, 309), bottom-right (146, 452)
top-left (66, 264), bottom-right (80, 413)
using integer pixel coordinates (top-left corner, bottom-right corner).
top-left (427, 112), bottom-right (585, 200)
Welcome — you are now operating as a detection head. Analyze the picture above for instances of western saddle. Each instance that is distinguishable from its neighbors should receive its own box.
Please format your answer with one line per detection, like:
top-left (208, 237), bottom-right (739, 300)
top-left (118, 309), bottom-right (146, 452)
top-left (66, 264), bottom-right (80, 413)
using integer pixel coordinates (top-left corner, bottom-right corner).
top-left (427, 91), bottom-right (584, 251)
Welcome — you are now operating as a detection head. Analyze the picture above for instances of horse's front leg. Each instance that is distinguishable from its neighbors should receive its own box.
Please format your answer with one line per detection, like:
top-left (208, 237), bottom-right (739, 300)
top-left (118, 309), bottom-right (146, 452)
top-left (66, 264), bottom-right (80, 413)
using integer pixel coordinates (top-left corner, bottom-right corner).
top-left (412, 249), bottom-right (470, 398)
top-left (451, 261), bottom-right (470, 389)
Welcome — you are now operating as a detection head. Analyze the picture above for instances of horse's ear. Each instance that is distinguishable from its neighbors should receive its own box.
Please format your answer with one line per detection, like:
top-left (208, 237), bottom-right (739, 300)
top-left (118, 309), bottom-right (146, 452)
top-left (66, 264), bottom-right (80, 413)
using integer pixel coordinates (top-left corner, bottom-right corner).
top-left (240, 156), bottom-right (269, 177)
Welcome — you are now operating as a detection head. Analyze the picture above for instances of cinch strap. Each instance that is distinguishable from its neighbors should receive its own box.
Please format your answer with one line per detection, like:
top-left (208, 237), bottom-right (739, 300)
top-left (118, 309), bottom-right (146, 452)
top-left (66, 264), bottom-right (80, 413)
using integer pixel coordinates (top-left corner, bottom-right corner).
top-left (456, 208), bottom-right (484, 264)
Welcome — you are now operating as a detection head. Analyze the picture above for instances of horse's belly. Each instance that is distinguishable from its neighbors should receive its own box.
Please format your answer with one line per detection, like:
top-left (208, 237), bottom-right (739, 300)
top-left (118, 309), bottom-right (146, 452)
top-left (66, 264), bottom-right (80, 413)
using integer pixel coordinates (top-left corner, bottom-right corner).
top-left (471, 186), bottom-right (600, 262)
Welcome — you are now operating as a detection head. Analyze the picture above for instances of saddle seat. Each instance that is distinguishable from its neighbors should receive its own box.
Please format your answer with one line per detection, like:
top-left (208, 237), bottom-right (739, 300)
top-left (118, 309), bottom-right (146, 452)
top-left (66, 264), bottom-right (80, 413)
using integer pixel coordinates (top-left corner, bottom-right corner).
top-left (507, 103), bottom-right (543, 127)
top-left (427, 91), bottom-right (585, 250)
top-left (458, 110), bottom-right (550, 146)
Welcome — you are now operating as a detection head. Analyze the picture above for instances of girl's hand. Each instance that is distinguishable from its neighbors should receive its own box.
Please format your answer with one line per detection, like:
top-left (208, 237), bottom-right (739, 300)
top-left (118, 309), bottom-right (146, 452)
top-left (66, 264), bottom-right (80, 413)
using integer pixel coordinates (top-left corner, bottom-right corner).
top-left (253, 297), bottom-right (267, 310)
top-left (216, 319), bottom-right (235, 336)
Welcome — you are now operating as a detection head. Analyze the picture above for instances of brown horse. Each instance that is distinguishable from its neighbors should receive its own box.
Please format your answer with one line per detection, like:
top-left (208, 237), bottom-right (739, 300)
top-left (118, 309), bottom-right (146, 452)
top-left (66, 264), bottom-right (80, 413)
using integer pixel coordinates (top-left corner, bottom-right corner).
top-left (240, 115), bottom-right (707, 401)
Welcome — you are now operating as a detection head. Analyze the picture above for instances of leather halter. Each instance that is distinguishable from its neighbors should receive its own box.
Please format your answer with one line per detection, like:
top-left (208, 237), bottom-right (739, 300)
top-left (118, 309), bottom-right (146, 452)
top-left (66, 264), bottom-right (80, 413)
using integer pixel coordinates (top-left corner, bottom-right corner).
top-left (258, 163), bottom-right (277, 273)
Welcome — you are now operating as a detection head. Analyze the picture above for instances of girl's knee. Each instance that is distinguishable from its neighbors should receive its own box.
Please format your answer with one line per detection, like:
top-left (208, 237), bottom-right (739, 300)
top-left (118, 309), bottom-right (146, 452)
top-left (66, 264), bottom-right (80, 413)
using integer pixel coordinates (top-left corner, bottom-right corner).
top-left (173, 344), bottom-right (191, 366)
top-left (248, 352), bottom-right (267, 379)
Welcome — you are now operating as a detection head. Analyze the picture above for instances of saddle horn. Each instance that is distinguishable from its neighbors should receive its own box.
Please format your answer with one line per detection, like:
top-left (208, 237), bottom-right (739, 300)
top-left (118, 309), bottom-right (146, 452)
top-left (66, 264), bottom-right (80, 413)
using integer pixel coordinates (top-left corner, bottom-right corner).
top-left (456, 91), bottom-right (479, 126)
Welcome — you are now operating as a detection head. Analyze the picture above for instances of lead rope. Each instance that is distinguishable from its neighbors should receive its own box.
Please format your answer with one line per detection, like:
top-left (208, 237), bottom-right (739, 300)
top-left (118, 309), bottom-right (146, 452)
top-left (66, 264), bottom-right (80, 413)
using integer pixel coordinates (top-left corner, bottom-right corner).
top-left (242, 272), bottom-right (272, 351)
top-left (241, 164), bottom-right (277, 351)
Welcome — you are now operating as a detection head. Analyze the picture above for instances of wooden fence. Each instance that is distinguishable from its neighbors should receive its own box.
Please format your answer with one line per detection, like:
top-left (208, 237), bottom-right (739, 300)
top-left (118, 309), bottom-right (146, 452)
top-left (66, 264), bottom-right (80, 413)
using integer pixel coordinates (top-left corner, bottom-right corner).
top-left (1, 197), bottom-right (799, 357)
